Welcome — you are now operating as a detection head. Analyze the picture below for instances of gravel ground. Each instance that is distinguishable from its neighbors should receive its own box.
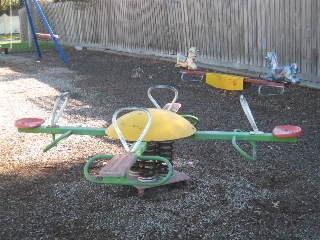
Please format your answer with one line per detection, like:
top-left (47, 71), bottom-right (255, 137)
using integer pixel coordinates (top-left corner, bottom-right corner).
top-left (0, 48), bottom-right (319, 239)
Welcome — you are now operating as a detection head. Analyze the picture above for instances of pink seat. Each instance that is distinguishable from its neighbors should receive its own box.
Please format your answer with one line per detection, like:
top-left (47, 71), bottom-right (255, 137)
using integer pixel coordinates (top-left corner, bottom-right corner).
top-left (272, 125), bottom-right (302, 138)
top-left (15, 118), bottom-right (45, 129)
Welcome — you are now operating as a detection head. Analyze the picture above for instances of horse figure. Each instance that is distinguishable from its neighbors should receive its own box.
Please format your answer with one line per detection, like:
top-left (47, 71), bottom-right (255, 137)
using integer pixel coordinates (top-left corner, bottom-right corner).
top-left (175, 46), bottom-right (199, 70)
top-left (265, 52), bottom-right (300, 84)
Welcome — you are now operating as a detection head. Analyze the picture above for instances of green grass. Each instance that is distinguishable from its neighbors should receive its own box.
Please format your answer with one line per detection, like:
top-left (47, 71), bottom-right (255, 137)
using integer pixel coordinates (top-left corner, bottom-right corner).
top-left (0, 33), bottom-right (20, 41)
top-left (0, 33), bottom-right (66, 52)
top-left (1, 42), bottom-right (59, 52)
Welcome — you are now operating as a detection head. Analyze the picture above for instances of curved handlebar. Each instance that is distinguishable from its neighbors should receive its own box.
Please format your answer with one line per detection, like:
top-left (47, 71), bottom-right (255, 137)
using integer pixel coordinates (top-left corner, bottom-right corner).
top-left (239, 95), bottom-right (263, 134)
top-left (112, 106), bottom-right (152, 152)
top-left (258, 85), bottom-right (285, 96)
top-left (181, 115), bottom-right (199, 127)
top-left (51, 92), bottom-right (70, 126)
top-left (147, 85), bottom-right (178, 111)
top-left (181, 72), bottom-right (204, 82)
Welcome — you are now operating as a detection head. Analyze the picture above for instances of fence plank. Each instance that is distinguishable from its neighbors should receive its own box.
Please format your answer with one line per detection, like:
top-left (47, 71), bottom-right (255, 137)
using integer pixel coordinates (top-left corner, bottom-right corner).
top-left (311, 0), bottom-right (318, 75)
top-left (317, 0), bottom-right (320, 76)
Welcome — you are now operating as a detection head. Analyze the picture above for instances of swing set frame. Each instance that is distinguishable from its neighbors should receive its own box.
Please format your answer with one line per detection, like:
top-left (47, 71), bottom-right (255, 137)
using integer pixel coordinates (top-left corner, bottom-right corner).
top-left (23, 0), bottom-right (69, 64)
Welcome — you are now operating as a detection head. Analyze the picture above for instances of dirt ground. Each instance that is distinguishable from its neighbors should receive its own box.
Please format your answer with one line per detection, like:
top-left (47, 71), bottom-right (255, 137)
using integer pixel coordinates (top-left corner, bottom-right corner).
top-left (0, 48), bottom-right (319, 239)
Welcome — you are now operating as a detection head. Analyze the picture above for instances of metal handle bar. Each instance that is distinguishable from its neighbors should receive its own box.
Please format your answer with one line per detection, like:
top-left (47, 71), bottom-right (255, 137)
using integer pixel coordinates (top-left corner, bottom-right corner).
top-left (239, 95), bottom-right (263, 134)
top-left (51, 92), bottom-right (70, 126)
top-left (147, 85), bottom-right (178, 111)
top-left (258, 85), bottom-right (285, 96)
top-left (112, 106), bottom-right (152, 152)
top-left (181, 72), bottom-right (204, 82)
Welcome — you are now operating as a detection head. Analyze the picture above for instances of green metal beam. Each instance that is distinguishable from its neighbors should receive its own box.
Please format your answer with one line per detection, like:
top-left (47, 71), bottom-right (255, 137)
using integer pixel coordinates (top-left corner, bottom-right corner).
top-left (17, 127), bottom-right (297, 143)
top-left (186, 130), bottom-right (297, 142)
top-left (18, 126), bottom-right (107, 136)
top-left (131, 142), bottom-right (148, 156)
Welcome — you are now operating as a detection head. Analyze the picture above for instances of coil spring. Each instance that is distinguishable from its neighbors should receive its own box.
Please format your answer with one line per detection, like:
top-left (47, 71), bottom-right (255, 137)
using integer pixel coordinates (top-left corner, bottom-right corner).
top-left (156, 140), bottom-right (174, 163)
top-left (129, 141), bottom-right (174, 179)
top-left (138, 160), bottom-right (157, 181)
top-left (129, 142), bottom-right (157, 177)
top-left (155, 140), bottom-right (174, 175)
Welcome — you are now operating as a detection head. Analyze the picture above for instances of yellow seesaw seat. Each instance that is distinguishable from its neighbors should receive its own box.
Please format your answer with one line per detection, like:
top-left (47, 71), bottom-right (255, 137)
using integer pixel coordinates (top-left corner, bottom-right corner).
top-left (206, 72), bottom-right (246, 91)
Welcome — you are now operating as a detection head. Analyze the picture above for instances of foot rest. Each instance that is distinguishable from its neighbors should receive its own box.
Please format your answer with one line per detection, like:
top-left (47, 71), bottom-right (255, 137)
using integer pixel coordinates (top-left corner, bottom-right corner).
top-left (272, 125), bottom-right (302, 138)
top-left (162, 103), bottom-right (181, 112)
top-left (99, 153), bottom-right (137, 177)
top-left (180, 70), bottom-right (207, 76)
top-left (15, 118), bottom-right (45, 129)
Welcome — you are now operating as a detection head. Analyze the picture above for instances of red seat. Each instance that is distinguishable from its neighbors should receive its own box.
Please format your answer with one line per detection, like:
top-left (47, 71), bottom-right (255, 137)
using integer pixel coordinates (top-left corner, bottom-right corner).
top-left (272, 125), bottom-right (302, 138)
top-left (14, 118), bottom-right (45, 129)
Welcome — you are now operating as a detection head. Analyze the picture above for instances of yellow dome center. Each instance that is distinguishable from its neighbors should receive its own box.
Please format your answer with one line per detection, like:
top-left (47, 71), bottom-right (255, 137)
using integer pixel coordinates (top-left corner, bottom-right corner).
top-left (105, 108), bottom-right (196, 141)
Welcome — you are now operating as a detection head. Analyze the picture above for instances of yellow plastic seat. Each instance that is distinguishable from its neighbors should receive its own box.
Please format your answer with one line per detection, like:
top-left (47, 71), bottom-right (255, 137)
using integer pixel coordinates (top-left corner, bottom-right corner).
top-left (105, 108), bottom-right (196, 141)
top-left (206, 72), bottom-right (245, 90)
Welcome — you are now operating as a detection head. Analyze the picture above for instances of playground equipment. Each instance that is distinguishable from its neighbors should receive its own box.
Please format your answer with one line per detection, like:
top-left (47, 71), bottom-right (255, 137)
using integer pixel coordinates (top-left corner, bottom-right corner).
top-left (265, 52), bottom-right (300, 84)
top-left (23, 0), bottom-right (68, 64)
top-left (175, 46), bottom-right (199, 70)
top-left (178, 51), bottom-right (300, 96)
top-left (15, 85), bottom-right (301, 196)
top-left (36, 33), bottom-right (59, 39)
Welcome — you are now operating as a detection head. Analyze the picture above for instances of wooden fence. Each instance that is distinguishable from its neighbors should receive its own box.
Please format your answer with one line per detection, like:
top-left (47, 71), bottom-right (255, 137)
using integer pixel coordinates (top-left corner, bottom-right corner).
top-left (0, 14), bottom-right (20, 34)
top-left (19, 0), bottom-right (320, 88)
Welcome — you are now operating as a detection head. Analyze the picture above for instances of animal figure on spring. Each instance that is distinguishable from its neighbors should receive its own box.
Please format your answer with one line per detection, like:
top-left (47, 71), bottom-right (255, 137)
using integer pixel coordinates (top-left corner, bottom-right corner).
top-left (265, 52), bottom-right (300, 84)
top-left (175, 47), bottom-right (199, 70)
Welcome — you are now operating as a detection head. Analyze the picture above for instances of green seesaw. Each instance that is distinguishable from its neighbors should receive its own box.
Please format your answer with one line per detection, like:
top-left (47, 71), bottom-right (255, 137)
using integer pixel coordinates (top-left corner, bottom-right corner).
top-left (15, 85), bottom-right (301, 196)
